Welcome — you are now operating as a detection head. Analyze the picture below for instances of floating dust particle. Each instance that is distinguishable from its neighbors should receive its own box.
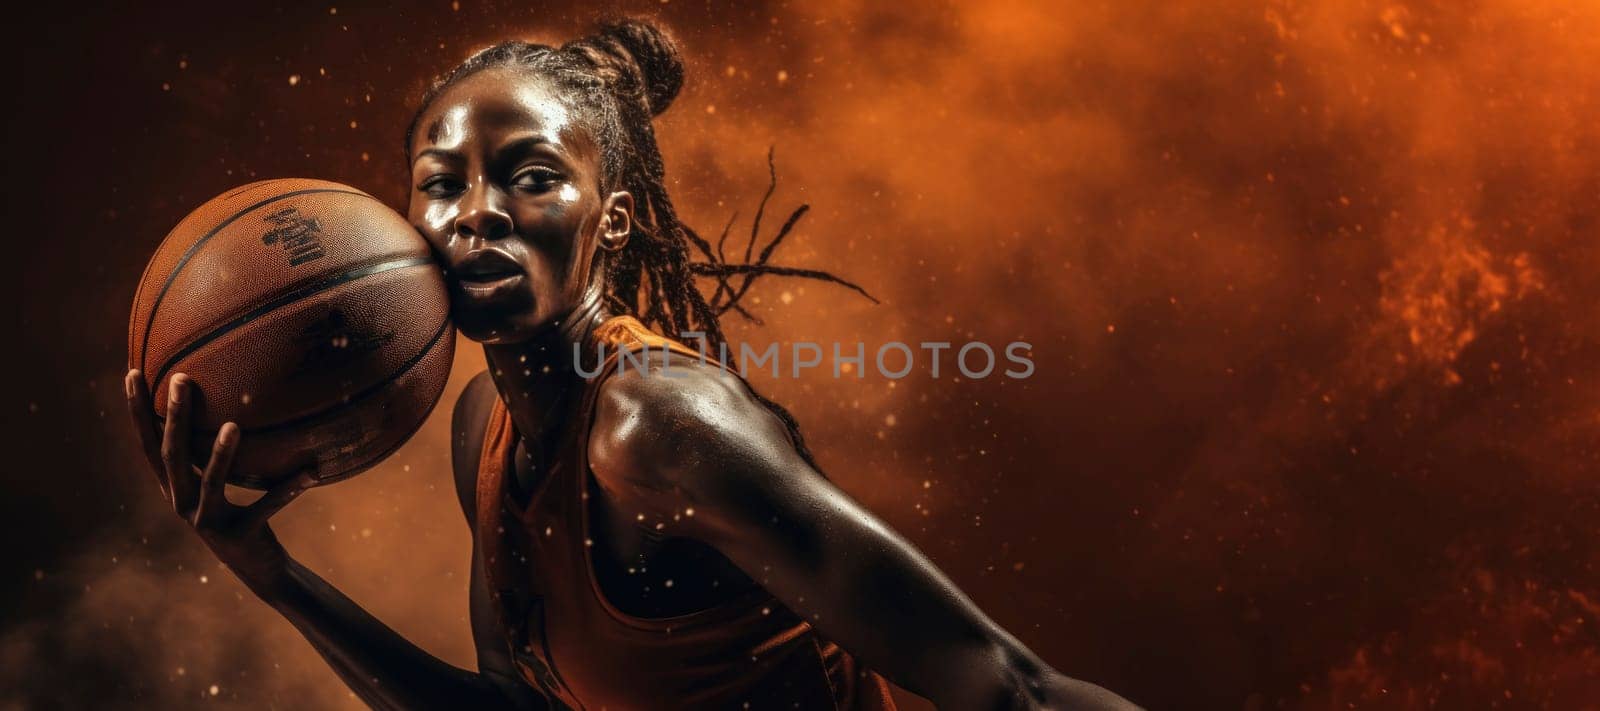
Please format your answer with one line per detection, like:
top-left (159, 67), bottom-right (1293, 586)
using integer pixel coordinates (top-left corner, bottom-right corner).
top-left (287, 75), bottom-right (300, 86)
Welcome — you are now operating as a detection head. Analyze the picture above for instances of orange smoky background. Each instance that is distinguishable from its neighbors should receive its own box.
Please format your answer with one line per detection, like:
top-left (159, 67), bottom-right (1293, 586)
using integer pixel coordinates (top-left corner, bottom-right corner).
top-left (7, 0), bottom-right (1599, 709)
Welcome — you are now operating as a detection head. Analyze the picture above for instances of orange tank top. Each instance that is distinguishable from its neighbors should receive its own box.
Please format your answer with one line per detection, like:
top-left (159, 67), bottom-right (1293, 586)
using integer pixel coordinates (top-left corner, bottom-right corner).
top-left (475, 315), bottom-right (897, 710)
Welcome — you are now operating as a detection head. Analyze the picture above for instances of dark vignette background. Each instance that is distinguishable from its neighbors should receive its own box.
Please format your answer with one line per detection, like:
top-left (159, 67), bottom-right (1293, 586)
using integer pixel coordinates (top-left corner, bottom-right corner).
top-left (7, 1), bottom-right (1598, 709)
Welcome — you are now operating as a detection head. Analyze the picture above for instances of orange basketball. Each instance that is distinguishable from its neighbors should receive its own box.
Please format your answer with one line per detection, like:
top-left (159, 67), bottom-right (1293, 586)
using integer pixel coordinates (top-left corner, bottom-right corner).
top-left (128, 178), bottom-right (454, 489)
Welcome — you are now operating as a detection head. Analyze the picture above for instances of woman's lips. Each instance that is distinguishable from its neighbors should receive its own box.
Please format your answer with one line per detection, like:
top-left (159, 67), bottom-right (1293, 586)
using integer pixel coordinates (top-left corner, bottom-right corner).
top-left (450, 249), bottom-right (526, 299)
top-left (454, 272), bottom-right (524, 299)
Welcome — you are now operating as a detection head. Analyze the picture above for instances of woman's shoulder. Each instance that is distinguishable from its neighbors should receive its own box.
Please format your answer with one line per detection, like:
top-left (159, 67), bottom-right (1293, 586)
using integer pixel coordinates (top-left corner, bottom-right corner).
top-left (449, 370), bottom-right (500, 523)
top-left (588, 353), bottom-right (794, 494)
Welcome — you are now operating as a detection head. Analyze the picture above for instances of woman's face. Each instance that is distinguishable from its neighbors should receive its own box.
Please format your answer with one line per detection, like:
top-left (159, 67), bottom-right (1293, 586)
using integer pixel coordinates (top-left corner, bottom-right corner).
top-left (408, 67), bottom-right (632, 344)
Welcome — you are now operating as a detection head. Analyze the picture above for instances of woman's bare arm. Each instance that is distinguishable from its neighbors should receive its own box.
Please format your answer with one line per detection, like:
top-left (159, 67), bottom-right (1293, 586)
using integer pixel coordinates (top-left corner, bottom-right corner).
top-left (588, 361), bottom-right (1141, 710)
top-left (124, 369), bottom-right (542, 711)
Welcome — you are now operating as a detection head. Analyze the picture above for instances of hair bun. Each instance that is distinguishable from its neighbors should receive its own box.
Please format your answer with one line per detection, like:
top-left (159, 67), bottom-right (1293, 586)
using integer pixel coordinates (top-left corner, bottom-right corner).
top-left (593, 18), bottom-right (684, 116)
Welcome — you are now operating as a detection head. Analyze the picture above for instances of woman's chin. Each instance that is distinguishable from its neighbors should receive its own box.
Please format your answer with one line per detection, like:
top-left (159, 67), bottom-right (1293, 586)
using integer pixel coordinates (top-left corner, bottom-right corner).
top-left (452, 307), bottom-right (530, 345)
top-left (457, 322), bottom-right (529, 345)
top-left (450, 307), bottom-right (558, 345)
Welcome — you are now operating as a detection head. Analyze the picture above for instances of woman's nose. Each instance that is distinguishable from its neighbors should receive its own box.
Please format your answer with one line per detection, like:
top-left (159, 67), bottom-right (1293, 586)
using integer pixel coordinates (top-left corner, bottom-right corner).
top-left (455, 184), bottom-right (512, 241)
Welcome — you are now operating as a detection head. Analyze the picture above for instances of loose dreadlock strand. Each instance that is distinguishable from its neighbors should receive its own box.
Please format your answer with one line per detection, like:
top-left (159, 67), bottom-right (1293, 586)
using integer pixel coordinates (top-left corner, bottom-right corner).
top-left (694, 150), bottom-right (880, 317)
top-left (715, 212), bottom-right (738, 263)
top-left (745, 148), bottom-right (779, 265)
top-left (739, 204), bottom-right (811, 297)
top-left (711, 149), bottom-right (781, 312)
top-left (691, 263), bottom-right (879, 308)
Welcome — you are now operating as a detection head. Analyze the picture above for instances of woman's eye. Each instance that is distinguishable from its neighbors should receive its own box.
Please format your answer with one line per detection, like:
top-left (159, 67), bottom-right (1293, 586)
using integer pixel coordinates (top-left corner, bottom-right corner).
top-left (512, 168), bottom-right (563, 192)
top-left (419, 176), bottom-right (464, 198)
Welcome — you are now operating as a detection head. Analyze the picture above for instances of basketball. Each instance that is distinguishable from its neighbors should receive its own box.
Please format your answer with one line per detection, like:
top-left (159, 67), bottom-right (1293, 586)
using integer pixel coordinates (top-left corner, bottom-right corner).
top-left (128, 178), bottom-right (454, 490)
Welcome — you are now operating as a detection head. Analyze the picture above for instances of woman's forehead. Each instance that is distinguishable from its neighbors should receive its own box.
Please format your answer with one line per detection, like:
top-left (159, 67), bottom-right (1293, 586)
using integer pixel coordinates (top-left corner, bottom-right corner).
top-left (415, 68), bottom-right (589, 154)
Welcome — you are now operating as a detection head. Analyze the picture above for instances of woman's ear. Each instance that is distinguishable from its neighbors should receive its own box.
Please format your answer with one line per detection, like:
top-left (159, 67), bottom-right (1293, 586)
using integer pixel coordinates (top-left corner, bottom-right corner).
top-left (597, 191), bottom-right (634, 252)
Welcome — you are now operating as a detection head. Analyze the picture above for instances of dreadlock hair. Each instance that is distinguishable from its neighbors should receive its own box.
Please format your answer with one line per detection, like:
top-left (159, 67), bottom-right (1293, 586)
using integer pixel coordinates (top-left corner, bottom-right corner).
top-left (406, 18), bottom-right (876, 465)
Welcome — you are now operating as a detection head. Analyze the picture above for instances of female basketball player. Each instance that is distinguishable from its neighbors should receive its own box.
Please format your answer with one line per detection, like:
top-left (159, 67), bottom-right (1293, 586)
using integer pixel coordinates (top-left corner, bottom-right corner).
top-left (124, 19), bottom-right (1139, 711)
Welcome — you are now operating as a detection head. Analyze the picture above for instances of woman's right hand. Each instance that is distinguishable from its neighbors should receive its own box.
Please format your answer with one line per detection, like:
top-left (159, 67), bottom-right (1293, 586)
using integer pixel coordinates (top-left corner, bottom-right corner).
top-left (124, 369), bottom-right (315, 598)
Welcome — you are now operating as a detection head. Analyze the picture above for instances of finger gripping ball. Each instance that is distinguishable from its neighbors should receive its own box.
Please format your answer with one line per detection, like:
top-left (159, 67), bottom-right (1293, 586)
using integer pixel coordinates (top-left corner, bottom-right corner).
top-left (129, 179), bottom-right (454, 489)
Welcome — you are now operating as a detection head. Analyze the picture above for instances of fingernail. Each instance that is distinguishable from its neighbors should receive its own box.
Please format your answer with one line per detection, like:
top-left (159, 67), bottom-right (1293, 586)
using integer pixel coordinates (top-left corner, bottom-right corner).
top-left (170, 375), bottom-right (186, 403)
top-left (219, 422), bottom-right (239, 444)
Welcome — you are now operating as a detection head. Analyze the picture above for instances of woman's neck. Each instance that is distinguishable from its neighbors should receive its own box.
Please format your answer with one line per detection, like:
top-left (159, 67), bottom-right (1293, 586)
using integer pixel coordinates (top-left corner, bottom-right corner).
top-left (482, 291), bottom-right (611, 445)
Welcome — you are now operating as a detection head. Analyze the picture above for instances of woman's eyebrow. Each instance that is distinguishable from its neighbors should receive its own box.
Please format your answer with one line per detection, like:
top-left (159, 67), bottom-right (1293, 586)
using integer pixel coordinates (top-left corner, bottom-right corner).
top-left (412, 147), bottom-right (462, 165)
top-left (493, 134), bottom-right (579, 174)
top-left (495, 134), bottom-right (560, 159)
